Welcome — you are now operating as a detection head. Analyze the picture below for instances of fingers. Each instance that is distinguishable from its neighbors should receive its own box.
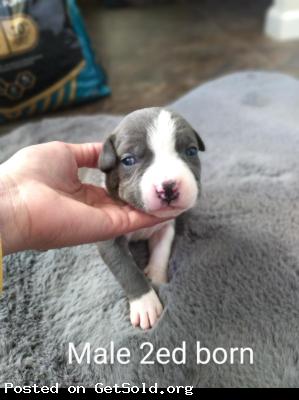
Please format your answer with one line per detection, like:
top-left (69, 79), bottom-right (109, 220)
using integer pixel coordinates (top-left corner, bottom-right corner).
top-left (87, 205), bottom-right (161, 240)
top-left (72, 184), bottom-right (165, 235)
top-left (126, 207), bottom-right (164, 233)
top-left (66, 143), bottom-right (103, 168)
top-left (34, 195), bottom-right (167, 252)
top-left (59, 201), bottom-right (163, 246)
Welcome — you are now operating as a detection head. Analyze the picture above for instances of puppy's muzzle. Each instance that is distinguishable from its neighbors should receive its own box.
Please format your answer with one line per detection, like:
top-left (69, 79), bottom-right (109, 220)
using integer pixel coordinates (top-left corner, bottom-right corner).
top-left (155, 180), bottom-right (180, 204)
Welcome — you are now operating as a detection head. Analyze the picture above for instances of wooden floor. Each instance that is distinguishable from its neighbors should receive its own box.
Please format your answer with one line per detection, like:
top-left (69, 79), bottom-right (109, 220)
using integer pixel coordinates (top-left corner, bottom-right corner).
top-left (2, 0), bottom-right (299, 134)
top-left (74, 0), bottom-right (299, 115)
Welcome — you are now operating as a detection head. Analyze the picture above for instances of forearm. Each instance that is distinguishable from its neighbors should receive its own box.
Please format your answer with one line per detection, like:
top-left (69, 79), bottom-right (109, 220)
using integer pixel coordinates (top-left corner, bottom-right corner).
top-left (0, 167), bottom-right (25, 255)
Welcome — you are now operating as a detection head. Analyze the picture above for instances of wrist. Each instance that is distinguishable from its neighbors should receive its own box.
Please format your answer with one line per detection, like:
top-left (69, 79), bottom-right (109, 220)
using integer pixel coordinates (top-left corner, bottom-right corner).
top-left (0, 166), bottom-right (26, 255)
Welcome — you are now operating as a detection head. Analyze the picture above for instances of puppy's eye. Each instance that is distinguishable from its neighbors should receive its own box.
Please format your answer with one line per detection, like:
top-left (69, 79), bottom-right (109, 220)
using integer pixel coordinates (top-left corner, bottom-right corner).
top-left (121, 155), bottom-right (137, 166)
top-left (185, 146), bottom-right (198, 157)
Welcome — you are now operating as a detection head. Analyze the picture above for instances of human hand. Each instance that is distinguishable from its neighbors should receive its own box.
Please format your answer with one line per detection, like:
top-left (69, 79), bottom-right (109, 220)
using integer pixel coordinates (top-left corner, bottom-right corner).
top-left (0, 141), bottom-right (163, 255)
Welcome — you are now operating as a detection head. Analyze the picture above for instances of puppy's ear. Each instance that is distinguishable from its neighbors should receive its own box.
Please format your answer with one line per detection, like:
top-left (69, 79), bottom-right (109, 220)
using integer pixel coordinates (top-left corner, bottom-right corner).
top-left (98, 135), bottom-right (117, 172)
top-left (193, 130), bottom-right (205, 152)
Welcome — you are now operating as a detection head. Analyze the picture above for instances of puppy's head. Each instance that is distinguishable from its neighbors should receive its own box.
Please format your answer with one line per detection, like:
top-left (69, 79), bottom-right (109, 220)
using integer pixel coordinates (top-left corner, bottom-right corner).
top-left (99, 107), bottom-right (205, 218)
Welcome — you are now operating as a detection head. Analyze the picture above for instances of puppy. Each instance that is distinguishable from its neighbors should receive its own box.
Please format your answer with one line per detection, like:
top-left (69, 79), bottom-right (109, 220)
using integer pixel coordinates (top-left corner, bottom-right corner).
top-left (97, 107), bottom-right (205, 330)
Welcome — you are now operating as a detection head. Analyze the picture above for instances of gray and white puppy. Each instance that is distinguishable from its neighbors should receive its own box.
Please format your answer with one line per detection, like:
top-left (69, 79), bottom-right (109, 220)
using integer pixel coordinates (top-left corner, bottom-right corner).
top-left (97, 107), bottom-right (205, 330)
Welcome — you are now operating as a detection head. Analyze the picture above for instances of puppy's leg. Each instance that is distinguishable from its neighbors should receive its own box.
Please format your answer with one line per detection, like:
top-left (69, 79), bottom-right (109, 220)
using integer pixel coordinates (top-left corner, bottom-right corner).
top-left (144, 221), bottom-right (175, 285)
top-left (97, 237), bottom-right (163, 330)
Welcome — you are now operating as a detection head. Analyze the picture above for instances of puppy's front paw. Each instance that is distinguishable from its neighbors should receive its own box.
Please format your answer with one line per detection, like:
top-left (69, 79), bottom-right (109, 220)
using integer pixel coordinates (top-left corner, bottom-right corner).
top-left (129, 289), bottom-right (163, 330)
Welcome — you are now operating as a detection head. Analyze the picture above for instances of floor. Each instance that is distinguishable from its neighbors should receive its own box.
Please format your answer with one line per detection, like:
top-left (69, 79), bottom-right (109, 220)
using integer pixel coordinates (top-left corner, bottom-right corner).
top-left (2, 0), bottom-right (299, 134)
top-left (75, 0), bottom-right (299, 114)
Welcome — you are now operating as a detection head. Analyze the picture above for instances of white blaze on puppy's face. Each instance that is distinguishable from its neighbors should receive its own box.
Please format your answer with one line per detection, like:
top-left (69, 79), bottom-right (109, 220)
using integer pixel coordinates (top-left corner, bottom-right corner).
top-left (140, 110), bottom-right (199, 217)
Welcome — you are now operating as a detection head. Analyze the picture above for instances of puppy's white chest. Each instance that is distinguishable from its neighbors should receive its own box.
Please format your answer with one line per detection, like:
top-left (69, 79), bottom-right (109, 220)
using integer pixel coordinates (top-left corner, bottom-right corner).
top-left (126, 221), bottom-right (172, 242)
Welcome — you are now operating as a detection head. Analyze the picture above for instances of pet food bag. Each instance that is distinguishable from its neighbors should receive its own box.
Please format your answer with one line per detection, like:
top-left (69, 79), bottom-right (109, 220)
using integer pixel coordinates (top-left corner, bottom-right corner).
top-left (0, 0), bottom-right (110, 123)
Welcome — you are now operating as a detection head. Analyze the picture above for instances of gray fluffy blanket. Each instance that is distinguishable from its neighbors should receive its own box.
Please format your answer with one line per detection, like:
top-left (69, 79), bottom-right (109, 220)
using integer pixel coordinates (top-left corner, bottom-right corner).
top-left (1, 72), bottom-right (299, 388)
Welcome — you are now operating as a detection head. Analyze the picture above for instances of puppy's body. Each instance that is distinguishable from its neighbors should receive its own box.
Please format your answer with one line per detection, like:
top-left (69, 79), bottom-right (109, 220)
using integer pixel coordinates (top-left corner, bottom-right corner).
top-left (126, 220), bottom-right (170, 241)
top-left (97, 107), bottom-right (204, 329)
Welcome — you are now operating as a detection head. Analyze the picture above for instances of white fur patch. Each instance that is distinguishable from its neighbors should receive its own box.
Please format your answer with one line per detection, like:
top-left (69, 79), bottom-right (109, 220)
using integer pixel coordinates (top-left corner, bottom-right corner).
top-left (144, 221), bottom-right (175, 285)
top-left (147, 109), bottom-right (177, 157)
top-left (126, 221), bottom-right (170, 242)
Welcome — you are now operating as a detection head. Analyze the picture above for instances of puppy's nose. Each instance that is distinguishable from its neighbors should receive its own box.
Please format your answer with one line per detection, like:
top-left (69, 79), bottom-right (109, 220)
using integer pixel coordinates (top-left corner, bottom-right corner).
top-left (156, 180), bottom-right (179, 204)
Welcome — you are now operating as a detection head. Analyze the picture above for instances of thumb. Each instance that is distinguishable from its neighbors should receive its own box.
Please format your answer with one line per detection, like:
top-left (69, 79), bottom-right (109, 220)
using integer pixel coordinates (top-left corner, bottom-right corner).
top-left (66, 143), bottom-right (103, 168)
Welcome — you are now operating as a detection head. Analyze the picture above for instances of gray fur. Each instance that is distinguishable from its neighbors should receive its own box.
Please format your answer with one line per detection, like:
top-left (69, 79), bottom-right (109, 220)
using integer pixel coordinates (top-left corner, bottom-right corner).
top-left (97, 237), bottom-right (151, 300)
top-left (1, 71), bottom-right (299, 387)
